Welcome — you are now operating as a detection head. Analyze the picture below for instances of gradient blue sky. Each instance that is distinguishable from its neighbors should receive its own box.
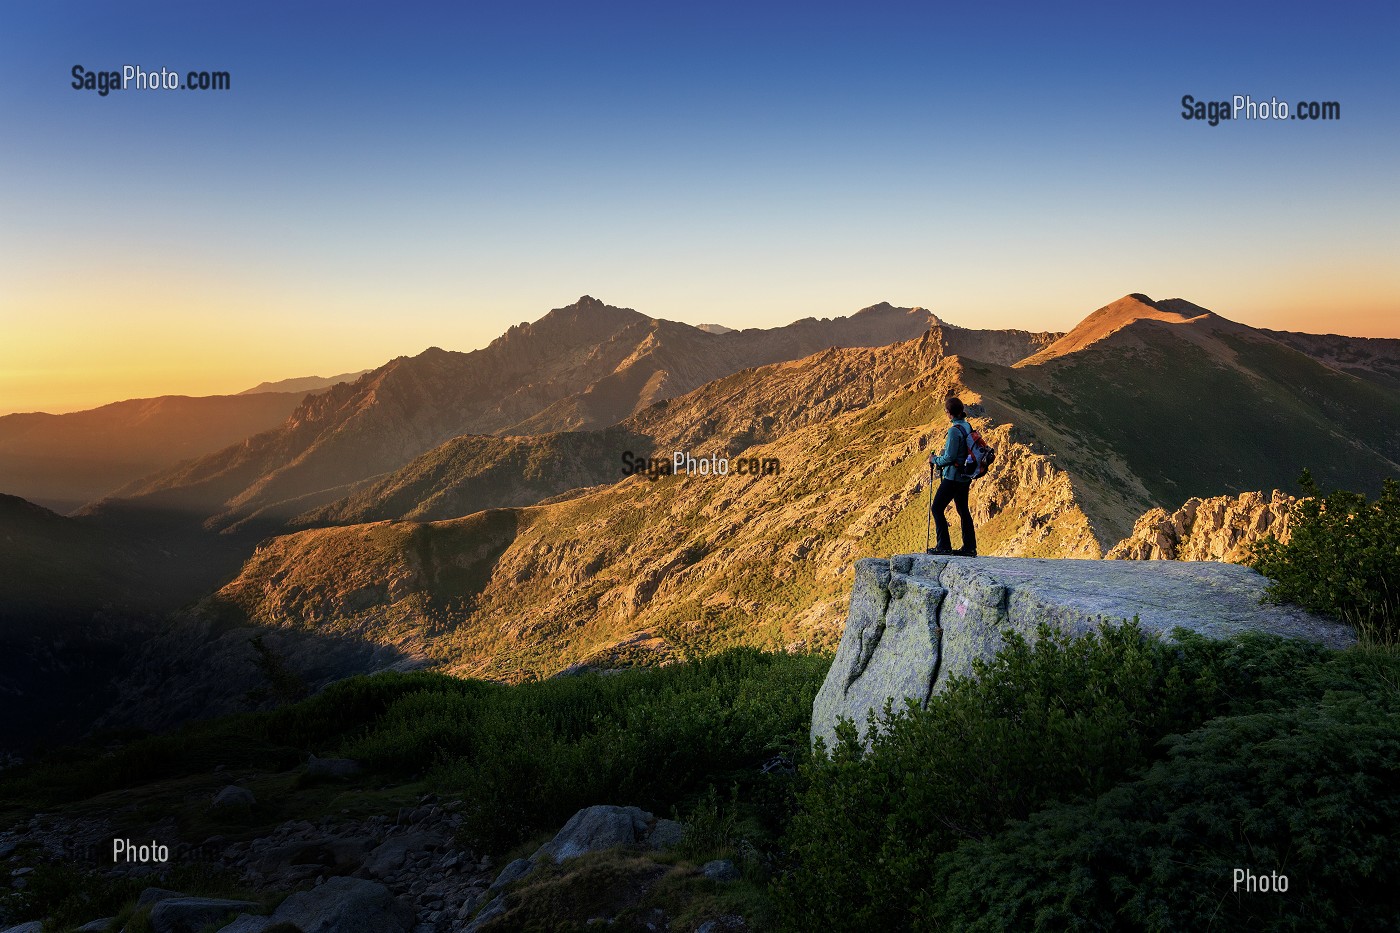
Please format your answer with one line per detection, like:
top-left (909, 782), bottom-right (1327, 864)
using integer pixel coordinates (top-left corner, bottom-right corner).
top-left (2, 0), bottom-right (1397, 412)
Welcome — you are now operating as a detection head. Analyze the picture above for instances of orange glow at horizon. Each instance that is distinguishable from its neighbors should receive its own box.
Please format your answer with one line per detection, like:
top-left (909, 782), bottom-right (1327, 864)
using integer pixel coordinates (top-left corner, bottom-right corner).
top-left (3, 276), bottom-right (1396, 416)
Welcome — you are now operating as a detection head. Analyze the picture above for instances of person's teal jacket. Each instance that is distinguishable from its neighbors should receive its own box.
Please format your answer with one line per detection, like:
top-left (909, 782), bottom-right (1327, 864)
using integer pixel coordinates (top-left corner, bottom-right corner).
top-left (930, 419), bottom-right (971, 482)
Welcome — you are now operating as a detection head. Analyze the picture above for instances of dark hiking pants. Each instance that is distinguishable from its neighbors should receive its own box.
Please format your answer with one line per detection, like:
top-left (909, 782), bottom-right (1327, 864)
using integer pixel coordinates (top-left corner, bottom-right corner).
top-left (932, 478), bottom-right (975, 552)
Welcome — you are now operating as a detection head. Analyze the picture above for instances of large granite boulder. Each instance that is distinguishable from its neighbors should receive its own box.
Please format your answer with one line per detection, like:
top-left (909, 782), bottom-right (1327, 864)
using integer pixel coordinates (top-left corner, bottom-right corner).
top-left (811, 554), bottom-right (1356, 749)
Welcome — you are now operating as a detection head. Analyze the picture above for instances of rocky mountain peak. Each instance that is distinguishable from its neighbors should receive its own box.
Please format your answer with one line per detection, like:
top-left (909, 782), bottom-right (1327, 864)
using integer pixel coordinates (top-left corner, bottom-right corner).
top-left (1015, 292), bottom-right (1204, 366)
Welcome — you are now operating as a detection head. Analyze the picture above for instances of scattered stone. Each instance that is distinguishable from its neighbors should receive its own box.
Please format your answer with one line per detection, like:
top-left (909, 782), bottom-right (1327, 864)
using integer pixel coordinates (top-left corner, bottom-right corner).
top-left (358, 830), bottom-right (448, 879)
top-left (14, 800), bottom-right (482, 933)
top-left (254, 836), bottom-right (372, 878)
top-left (0, 840), bottom-right (17, 859)
top-left (702, 859), bottom-right (740, 882)
top-left (149, 896), bottom-right (259, 933)
top-left (211, 785), bottom-right (257, 810)
top-left (306, 754), bottom-right (364, 780)
top-left (271, 876), bottom-right (413, 933)
top-left (532, 805), bottom-right (652, 863)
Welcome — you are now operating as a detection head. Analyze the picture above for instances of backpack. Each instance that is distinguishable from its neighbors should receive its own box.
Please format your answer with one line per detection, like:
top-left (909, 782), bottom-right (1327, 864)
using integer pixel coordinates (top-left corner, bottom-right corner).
top-left (955, 423), bottom-right (996, 481)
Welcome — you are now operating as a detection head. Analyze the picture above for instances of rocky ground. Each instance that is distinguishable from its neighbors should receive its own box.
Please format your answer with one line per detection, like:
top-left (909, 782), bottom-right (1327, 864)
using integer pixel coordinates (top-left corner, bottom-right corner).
top-left (1, 781), bottom-right (744, 933)
top-left (1106, 490), bottom-right (1296, 562)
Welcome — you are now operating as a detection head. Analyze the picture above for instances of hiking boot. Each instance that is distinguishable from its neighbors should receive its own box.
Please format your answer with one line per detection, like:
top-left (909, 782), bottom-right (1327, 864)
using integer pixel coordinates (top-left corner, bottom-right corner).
top-left (953, 546), bottom-right (977, 557)
top-left (927, 546), bottom-right (955, 556)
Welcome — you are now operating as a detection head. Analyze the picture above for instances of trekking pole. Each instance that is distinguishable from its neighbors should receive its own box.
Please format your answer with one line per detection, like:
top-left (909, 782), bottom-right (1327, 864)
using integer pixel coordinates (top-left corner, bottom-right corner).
top-left (925, 458), bottom-right (933, 553)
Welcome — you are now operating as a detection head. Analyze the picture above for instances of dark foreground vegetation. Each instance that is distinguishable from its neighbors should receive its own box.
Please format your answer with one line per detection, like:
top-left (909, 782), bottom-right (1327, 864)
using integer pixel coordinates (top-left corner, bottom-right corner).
top-left (1252, 472), bottom-right (1400, 646)
top-left (777, 627), bottom-right (1398, 932)
top-left (4, 631), bottom-right (1395, 932)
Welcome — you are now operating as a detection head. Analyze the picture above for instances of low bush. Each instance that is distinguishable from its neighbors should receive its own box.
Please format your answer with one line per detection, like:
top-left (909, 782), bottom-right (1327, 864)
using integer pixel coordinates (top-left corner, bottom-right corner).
top-left (929, 647), bottom-right (1400, 931)
top-left (770, 623), bottom-right (1349, 931)
top-left (404, 648), bottom-right (826, 850)
top-left (1252, 471), bottom-right (1400, 645)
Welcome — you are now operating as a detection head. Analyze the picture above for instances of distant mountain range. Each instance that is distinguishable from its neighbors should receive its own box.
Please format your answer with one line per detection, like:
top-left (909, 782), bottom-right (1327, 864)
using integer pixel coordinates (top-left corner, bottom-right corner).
top-left (4, 292), bottom-right (1399, 743)
top-left (0, 392), bottom-right (308, 514)
top-left (0, 373), bottom-right (371, 516)
top-left (84, 297), bottom-right (969, 536)
top-left (237, 369), bottom-right (373, 396)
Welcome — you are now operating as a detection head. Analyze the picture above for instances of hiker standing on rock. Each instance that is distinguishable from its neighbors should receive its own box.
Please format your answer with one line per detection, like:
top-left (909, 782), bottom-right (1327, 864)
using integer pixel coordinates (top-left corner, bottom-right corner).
top-left (927, 394), bottom-right (978, 557)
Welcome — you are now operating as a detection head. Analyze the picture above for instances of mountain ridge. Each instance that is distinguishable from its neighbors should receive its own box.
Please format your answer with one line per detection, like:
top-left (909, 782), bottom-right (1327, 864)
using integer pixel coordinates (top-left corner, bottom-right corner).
top-left (12, 291), bottom-right (1400, 741)
top-left (0, 392), bottom-right (310, 514)
top-left (238, 369), bottom-right (373, 395)
top-left (82, 298), bottom-right (949, 535)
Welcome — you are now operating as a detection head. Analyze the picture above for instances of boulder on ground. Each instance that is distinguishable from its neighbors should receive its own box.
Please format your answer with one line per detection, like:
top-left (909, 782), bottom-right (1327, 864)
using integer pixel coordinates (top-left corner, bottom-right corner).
top-left (1, 922), bottom-right (44, 933)
top-left (255, 836), bottom-right (372, 879)
top-left (211, 785), bottom-right (256, 809)
top-left (305, 755), bottom-right (363, 780)
top-left (150, 896), bottom-right (259, 933)
top-left (356, 830), bottom-right (447, 879)
top-left (532, 805), bottom-right (652, 864)
top-left (76, 920), bottom-right (115, 932)
top-left (702, 859), bottom-right (740, 882)
top-left (270, 876), bottom-right (413, 933)
top-left (137, 887), bottom-right (189, 907)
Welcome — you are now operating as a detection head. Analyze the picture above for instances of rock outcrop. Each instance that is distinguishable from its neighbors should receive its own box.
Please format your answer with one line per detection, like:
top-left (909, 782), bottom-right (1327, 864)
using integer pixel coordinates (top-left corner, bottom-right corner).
top-left (1107, 491), bottom-right (1295, 562)
top-left (469, 805), bottom-right (686, 931)
top-left (811, 554), bottom-right (1355, 749)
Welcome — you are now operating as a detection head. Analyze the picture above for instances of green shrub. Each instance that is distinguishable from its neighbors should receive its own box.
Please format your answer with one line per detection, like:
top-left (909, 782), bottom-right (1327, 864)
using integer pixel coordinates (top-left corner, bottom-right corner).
top-left (928, 646), bottom-right (1400, 932)
top-left (414, 648), bottom-right (827, 850)
top-left (770, 624), bottom-right (1338, 932)
top-left (1252, 471), bottom-right (1400, 645)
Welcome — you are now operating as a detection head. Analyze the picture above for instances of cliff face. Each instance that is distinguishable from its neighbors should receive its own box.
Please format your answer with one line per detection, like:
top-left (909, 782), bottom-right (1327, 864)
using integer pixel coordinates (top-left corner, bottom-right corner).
top-left (810, 554), bottom-right (1355, 749)
top-left (1106, 491), bottom-right (1295, 562)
